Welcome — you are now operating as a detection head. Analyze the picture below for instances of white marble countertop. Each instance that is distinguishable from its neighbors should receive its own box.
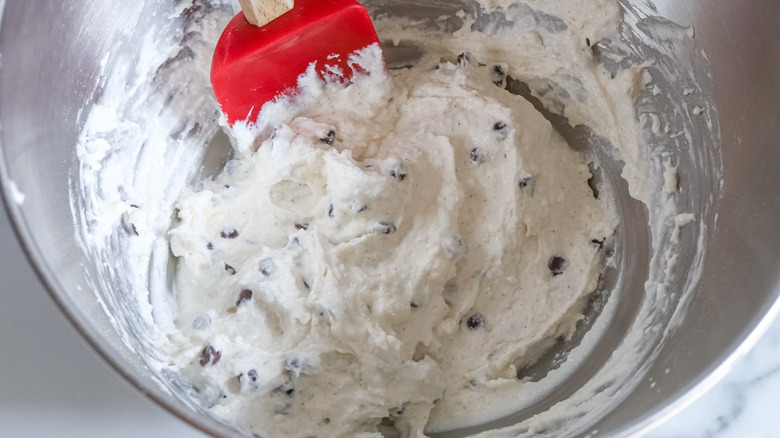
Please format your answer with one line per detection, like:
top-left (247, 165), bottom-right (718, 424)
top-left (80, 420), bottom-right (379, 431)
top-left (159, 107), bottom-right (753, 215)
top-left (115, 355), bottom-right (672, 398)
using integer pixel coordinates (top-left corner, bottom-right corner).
top-left (1, 207), bottom-right (778, 437)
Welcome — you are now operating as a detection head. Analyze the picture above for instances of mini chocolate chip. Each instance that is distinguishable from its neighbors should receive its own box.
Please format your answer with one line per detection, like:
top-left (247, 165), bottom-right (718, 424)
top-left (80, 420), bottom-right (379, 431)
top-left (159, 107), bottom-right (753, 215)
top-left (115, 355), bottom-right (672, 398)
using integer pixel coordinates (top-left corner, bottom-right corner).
top-left (273, 378), bottom-right (295, 397)
top-left (372, 221), bottom-right (397, 235)
top-left (236, 289), bottom-right (253, 306)
top-left (302, 277), bottom-right (310, 289)
top-left (319, 129), bottom-right (336, 145)
top-left (328, 204), bottom-right (334, 218)
top-left (493, 121), bottom-right (508, 140)
top-left (433, 64), bottom-right (441, 70)
top-left (221, 228), bottom-right (239, 239)
top-left (129, 204), bottom-right (139, 209)
top-left (294, 222), bottom-right (309, 230)
top-left (389, 161), bottom-right (408, 181)
top-left (466, 313), bottom-right (485, 330)
top-left (457, 51), bottom-right (475, 66)
top-left (199, 345), bottom-right (221, 367)
top-left (224, 263), bottom-right (236, 275)
top-left (207, 242), bottom-right (214, 250)
top-left (590, 238), bottom-right (605, 249)
top-left (130, 223), bottom-right (139, 236)
top-left (548, 256), bottom-right (567, 276)
top-left (353, 205), bottom-right (368, 214)
top-left (239, 369), bottom-right (260, 392)
top-left (586, 37), bottom-right (591, 47)
top-left (285, 357), bottom-right (306, 375)
top-left (410, 301), bottom-right (420, 309)
top-left (469, 148), bottom-right (485, 164)
top-left (259, 258), bottom-right (274, 276)
top-left (285, 357), bottom-right (301, 371)
top-left (518, 174), bottom-right (536, 189)
top-left (491, 65), bottom-right (507, 87)
top-left (192, 313), bottom-right (211, 330)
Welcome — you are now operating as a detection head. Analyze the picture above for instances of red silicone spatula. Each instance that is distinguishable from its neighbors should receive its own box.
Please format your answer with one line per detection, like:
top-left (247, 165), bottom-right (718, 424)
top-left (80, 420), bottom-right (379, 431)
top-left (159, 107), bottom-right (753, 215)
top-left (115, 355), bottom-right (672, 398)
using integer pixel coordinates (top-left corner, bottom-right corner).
top-left (211, 0), bottom-right (382, 126)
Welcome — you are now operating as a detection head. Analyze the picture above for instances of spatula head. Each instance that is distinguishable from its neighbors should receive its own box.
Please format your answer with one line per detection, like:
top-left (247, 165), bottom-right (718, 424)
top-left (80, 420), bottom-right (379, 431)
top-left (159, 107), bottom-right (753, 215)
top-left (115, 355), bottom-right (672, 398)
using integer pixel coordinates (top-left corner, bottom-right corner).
top-left (211, 0), bottom-right (381, 126)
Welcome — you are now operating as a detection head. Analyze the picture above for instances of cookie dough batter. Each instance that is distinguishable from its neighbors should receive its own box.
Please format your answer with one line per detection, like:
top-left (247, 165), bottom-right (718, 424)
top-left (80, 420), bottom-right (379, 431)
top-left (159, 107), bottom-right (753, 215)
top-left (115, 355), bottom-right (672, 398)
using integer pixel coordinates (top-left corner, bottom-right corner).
top-left (168, 42), bottom-right (617, 436)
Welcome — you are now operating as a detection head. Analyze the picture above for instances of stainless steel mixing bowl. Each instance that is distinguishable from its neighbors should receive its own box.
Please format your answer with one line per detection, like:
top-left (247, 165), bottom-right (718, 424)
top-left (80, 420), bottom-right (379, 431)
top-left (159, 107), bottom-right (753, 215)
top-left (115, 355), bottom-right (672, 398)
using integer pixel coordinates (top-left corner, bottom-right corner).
top-left (1, 0), bottom-right (779, 436)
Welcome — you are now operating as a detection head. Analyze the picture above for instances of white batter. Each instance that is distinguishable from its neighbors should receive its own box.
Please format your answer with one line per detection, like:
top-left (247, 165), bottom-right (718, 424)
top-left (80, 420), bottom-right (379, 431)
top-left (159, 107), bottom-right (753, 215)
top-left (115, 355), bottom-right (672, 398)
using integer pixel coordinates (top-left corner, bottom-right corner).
top-left (73, 0), bottom-right (713, 436)
top-left (168, 39), bottom-right (617, 437)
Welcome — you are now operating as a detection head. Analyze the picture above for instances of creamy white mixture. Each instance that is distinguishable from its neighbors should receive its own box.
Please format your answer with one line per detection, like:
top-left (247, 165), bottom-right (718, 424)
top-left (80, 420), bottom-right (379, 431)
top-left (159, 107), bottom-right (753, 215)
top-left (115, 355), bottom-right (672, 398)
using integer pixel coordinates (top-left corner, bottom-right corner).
top-left (72, 0), bottom-right (718, 437)
top-left (168, 43), bottom-right (616, 436)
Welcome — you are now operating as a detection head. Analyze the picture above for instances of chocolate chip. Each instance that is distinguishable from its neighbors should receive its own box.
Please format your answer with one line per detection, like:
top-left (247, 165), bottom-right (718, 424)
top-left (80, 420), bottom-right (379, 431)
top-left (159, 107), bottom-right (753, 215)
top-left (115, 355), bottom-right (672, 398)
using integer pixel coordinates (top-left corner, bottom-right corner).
top-left (466, 313), bottom-right (485, 330)
top-left (294, 223), bottom-right (309, 230)
top-left (192, 313), bottom-right (211, 330)
top-left (410, 301), bottom-right (420, 309)
top-left (259, 258), bottom-right (274, 276)
top-left (236, 289), bottom-right (253, 306)
top-left (199, 345), bottom-right (221, 367)
top-left (302, 277), bottom-right (310, 289)
top-left (586, 37), bottom-right (591, 47)
top-left (207, 242), bottom-right (214, 250)
top-left (469, 148), bottom-right (485, 164)
top-left (284, 357), bottom-right (306, 376)
top-left (130, 223), bottom-right (139, 236)
top-left (239, 369), bottom-right (259, 392)
top-left (221, 228), bottom-right (239, 239)
top-left (273, 378), bottom-right (295, 397)
top-left (129, 204), bottom-right (139, 209)
top-left (457, 51), bottom-right (475, 66)
top-left (590, 239), bottom-right (604, 249)
top-left (493, 121), bottom-right (508, 140)
top-left (548, 256), bottom-right (567, 276)
top-left (319, 129), bottom-right (336, 145)
top-left (389, 161), bottom-right (407, 181)
top-left (328, 204), bottom-right (334, 218)
top-left (491, 65), bottom-right (507, 87)
top-left (224, 263), bottom-right (236, 275)
top-left (518, 174), bottom-right (536, 190)
top-left (371, 221), bottom-right (397, 235)
top-left (352, 205), bottom-right (368, 214)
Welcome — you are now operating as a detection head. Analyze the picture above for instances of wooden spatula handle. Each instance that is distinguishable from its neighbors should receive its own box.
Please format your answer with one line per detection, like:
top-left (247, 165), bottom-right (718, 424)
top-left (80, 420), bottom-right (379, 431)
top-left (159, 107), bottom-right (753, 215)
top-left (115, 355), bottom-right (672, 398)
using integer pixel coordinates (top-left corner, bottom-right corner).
top-left (239, 0), bottom-right (294, 27)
